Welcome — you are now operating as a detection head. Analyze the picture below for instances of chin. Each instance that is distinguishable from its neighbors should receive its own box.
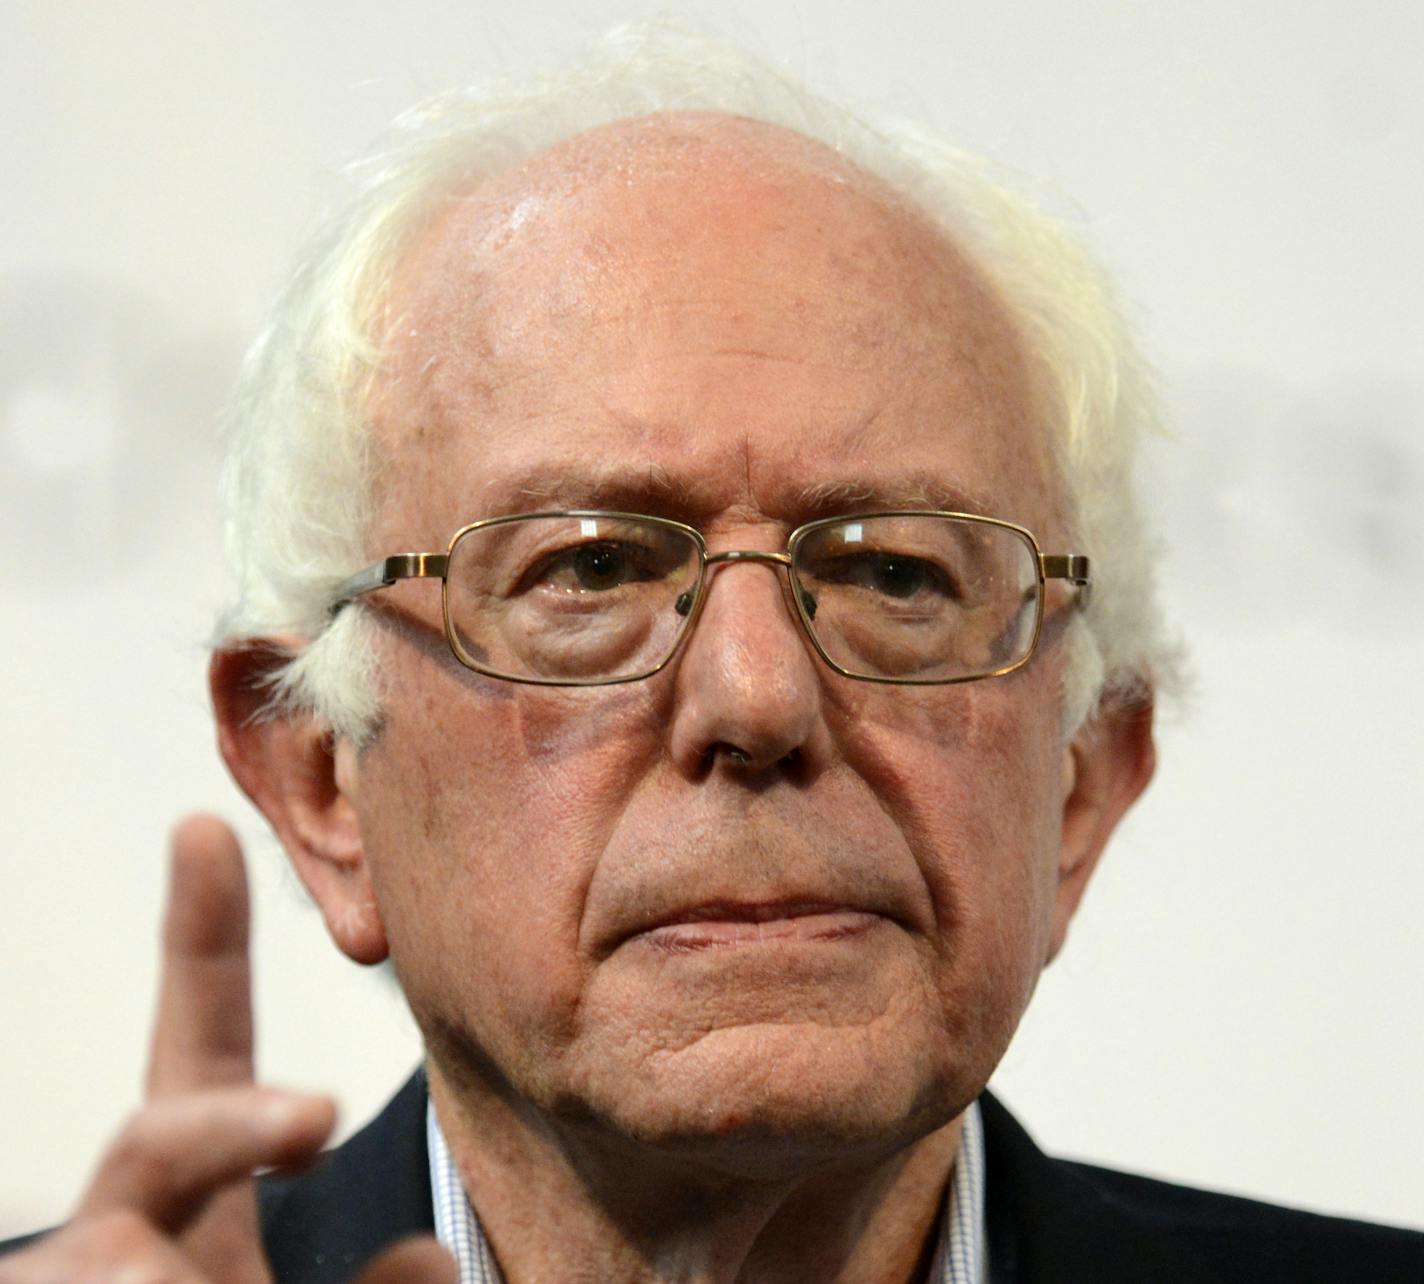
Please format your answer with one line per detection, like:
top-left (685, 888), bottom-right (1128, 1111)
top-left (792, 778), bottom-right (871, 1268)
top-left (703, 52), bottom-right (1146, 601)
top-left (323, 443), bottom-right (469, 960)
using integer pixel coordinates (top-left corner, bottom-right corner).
top-left (552, 1021), bottom-right (968, 1175)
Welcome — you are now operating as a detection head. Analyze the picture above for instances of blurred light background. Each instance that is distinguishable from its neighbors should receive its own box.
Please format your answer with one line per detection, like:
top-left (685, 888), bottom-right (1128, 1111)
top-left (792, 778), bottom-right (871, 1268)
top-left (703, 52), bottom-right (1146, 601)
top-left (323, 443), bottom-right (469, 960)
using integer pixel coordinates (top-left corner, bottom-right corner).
top-left (2, 0), bottom-right (1420, 1238)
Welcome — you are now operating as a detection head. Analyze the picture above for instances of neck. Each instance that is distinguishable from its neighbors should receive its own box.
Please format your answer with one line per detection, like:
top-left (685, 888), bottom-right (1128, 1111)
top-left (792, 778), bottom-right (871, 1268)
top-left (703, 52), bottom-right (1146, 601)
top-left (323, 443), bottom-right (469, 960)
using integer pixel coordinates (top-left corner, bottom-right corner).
top-left (425, 1058), bottom-right (964, 1284)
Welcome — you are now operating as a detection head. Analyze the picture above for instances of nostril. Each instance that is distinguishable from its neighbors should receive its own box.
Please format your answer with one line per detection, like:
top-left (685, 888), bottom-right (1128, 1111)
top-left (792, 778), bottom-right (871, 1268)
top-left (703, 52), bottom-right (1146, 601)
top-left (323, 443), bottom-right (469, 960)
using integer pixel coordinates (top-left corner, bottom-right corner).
top-left (704, 744), bottom-right (802, 771)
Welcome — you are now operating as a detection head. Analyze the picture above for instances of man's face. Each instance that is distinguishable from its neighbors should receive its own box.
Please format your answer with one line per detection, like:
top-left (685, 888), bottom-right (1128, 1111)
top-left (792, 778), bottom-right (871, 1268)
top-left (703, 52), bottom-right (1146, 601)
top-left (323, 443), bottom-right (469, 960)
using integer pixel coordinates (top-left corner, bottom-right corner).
top-left (345, 117), bottom-right (1080, 1165)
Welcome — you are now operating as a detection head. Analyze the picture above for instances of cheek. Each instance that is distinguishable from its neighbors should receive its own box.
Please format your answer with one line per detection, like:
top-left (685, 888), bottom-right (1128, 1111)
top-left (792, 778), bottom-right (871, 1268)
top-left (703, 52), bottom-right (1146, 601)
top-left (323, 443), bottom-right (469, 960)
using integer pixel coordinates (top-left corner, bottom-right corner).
top-left (846, 679), bottom-right (1064, 1033)
top-left (354, 661), bottom-right (668, 1063)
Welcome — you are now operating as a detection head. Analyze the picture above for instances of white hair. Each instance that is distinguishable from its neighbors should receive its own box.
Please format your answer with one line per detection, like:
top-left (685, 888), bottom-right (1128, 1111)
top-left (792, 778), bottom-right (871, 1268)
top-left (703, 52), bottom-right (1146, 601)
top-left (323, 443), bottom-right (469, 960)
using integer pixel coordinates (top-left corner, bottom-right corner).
top-left (218, 19), bottom-right (1180, 742)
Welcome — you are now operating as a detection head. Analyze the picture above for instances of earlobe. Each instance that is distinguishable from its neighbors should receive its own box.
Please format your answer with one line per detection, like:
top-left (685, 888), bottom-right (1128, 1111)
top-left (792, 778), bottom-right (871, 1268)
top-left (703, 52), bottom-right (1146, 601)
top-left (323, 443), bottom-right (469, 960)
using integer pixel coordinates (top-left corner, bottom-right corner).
top-left (1046, 694), bottom-right (1157, 963)
top-left (209, 643), bottom-right (390, 966)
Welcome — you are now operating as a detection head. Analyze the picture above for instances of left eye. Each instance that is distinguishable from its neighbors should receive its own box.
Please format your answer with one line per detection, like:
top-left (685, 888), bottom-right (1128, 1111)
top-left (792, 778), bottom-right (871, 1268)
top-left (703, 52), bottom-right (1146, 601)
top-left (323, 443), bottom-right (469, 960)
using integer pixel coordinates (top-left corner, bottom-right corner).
top-left (861, 554), bottom-right (932, 598)
top-left (810, 552), bottom-right (954, 601)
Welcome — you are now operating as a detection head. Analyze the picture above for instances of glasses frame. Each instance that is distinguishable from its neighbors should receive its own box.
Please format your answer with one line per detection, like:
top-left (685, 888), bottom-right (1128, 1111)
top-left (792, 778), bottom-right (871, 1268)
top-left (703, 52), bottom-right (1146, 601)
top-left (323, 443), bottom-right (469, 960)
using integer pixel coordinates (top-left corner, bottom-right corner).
top-left (327, 509), bottom-right (1091, 688)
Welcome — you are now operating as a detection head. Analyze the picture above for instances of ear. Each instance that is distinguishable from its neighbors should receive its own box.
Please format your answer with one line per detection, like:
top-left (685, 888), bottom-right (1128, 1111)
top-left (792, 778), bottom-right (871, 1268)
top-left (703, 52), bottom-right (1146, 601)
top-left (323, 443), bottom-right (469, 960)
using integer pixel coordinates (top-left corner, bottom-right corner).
top-left (1046, 693), bottom-right (1157, 963)
top-left (209, 642), bottom-right (389, 966)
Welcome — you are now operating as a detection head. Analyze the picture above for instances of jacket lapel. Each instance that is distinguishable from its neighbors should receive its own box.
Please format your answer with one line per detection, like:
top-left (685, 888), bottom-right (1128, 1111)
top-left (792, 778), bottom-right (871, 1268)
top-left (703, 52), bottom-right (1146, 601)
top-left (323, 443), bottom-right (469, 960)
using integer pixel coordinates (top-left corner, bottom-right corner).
top-left (259, 1069), bottom-right (434, 1283)
top-left (980, 1092), bottom-right (1227, 1284)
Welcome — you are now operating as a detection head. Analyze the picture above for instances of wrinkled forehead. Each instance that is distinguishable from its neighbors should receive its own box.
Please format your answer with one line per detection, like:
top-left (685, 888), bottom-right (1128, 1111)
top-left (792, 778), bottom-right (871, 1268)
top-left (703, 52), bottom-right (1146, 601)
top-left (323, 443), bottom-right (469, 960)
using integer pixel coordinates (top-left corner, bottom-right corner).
top-left (369, 112), bottom-right (1059, 535)
top-left (381, 113), bottom-right (1022, 366)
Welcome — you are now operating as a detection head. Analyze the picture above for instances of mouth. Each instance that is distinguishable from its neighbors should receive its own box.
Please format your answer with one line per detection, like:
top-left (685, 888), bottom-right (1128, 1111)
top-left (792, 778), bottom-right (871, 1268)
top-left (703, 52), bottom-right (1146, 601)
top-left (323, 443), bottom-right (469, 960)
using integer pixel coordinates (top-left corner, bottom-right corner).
top-left (628, 903), bottom-right (885, 953)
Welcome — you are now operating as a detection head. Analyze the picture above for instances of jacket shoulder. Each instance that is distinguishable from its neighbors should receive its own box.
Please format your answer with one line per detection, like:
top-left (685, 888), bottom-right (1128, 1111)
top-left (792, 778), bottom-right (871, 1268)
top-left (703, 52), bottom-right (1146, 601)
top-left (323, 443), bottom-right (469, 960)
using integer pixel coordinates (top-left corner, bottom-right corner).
top-left (1063, 1158), bottom-right (1424, 1284)
top-left (978, 1092), bottom-right (1424, 1284)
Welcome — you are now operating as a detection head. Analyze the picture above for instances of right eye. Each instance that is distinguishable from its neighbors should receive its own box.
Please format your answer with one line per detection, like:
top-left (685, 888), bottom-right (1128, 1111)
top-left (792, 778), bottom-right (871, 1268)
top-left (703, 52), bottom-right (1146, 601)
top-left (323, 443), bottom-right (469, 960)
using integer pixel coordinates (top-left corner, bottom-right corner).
top-left (525, 540), bottom-right (656, 594)
top-left (570, 542), bottom-right (635, 591)
top-left (516, 527), bottom-right (700, 600)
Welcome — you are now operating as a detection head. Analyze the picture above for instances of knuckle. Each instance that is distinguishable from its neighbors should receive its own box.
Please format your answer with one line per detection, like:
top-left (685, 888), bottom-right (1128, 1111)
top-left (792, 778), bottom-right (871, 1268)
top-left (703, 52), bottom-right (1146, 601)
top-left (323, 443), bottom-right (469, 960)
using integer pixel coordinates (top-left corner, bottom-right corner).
top-left (108, 1111), bottom-right (180, 1190)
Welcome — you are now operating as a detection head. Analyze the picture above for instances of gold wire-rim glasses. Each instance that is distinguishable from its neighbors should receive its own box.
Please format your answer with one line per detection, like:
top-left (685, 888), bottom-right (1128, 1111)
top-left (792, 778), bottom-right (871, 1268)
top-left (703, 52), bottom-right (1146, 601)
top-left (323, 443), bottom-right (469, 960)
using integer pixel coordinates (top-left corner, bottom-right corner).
top-left (327, 509), bottom-right (1091, 687)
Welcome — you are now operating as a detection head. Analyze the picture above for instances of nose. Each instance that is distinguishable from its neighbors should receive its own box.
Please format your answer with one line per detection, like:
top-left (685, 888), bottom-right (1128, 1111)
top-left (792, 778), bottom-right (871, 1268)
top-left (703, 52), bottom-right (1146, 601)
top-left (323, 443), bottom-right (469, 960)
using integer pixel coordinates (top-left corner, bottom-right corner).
top-left (665, 551), bottom-right (831, 777)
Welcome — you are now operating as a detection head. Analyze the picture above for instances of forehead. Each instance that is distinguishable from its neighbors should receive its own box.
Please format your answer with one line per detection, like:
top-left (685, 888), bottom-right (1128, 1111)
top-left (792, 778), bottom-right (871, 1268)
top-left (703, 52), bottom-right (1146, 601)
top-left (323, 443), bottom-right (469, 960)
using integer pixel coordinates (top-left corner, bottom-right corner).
top-left (370, 113), bottom-right (1056, 540)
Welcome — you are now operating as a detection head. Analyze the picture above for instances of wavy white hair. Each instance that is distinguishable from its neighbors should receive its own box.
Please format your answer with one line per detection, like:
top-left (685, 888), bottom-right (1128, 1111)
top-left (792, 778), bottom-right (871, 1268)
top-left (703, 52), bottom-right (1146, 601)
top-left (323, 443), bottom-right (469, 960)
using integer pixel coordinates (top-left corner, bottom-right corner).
top-left (218, 20), bottom-right (1179, 743)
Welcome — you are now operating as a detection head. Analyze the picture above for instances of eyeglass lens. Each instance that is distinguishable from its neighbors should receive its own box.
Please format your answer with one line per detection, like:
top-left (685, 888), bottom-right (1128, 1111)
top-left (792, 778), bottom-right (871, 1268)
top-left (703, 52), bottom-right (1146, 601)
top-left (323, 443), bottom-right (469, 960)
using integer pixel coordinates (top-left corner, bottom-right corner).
top-left (791, 516), bottom-right (1039, 681)
top-left (444, 514), bottom-right (1040, 684)
top-left (446, 515), bottom-right (700, 681)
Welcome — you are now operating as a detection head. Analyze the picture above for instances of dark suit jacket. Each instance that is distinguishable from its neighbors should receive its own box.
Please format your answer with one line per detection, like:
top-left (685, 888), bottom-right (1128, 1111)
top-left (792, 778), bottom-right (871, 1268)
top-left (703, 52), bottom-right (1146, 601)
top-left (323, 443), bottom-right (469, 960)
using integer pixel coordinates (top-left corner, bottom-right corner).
top-left (255, 1071), bottom-right (1422, 1283)
top-left (8, 1071), bottom-right (1422, 1281)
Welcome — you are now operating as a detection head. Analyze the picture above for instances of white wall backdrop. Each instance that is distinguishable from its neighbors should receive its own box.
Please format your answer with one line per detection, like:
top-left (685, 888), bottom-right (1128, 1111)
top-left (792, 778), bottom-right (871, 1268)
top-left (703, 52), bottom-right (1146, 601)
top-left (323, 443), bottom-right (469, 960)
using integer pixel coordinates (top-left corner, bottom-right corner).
top-left (2, 0), bottom-right (1420, 1239)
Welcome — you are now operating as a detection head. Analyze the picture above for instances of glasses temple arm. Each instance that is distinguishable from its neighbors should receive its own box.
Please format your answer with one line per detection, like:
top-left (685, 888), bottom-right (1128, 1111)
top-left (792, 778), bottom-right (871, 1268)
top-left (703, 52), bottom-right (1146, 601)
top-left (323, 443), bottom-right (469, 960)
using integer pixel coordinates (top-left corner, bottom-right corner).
top-left (328, 552), bottom-right (449, 616)
top-left (1038, 553), bottom-right (1091, 608)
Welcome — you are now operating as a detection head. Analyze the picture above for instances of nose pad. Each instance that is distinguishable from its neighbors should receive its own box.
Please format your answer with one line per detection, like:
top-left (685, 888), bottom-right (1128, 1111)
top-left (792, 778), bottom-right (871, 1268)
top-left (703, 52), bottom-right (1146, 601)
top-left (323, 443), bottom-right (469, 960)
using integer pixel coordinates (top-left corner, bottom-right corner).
top-left (698, 554), bottom-right (817, 658)
top-left (680, 549), bottom-right (811, 655)
top-left (697, 556), bottom-right (805, 643)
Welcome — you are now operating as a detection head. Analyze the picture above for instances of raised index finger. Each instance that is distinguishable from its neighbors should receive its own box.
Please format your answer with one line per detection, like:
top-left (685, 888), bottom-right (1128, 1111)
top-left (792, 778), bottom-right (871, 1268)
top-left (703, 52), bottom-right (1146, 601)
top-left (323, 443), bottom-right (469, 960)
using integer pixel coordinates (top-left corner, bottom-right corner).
top-left (146, 814), bottom-right (255, 1097)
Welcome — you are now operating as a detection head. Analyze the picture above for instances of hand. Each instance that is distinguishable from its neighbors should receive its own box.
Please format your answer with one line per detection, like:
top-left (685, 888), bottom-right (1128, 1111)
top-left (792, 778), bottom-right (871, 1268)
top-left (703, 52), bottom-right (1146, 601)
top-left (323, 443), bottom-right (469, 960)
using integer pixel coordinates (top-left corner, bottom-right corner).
top-left (0, 816), bottom-right (454, 1283)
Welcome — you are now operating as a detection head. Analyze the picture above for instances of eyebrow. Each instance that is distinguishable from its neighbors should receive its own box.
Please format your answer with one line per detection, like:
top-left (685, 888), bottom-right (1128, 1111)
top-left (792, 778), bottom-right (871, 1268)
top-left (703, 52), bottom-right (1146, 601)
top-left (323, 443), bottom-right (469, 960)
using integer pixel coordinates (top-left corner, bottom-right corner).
top-left (783, 474), bottom-right (999, 522)
top-left (491, 463), bottom-right (714, 518)
top-left (481, 463), bottom-right (1001, 525)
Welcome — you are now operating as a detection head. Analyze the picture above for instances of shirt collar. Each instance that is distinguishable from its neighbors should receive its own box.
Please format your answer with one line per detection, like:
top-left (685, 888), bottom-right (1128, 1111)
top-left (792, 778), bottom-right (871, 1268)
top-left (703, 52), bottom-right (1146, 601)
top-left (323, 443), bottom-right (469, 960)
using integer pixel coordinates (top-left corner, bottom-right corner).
top-left (428, 1096), bottom-right (987, 1284)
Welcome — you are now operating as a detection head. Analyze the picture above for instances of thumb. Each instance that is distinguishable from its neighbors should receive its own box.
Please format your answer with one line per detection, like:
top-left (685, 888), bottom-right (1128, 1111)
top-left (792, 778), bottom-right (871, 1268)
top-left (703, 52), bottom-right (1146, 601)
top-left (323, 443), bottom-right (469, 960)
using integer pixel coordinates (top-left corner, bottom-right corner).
top-left (351, 1236), bottom-right (458, 1284)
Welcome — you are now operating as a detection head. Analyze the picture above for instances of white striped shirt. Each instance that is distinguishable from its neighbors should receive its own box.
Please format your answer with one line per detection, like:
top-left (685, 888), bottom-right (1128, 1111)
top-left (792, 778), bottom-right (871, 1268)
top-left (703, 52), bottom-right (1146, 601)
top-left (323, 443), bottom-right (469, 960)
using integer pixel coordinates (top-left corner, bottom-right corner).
top-left (428, 1096), bottom-right (987, 1283)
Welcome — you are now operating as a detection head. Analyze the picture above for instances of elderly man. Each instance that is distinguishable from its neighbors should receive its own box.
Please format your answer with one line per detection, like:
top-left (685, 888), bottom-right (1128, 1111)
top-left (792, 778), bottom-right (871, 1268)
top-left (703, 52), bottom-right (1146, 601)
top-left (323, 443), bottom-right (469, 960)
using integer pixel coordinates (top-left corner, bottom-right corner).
top-left (4, 26), bottom-right (1420, 1284)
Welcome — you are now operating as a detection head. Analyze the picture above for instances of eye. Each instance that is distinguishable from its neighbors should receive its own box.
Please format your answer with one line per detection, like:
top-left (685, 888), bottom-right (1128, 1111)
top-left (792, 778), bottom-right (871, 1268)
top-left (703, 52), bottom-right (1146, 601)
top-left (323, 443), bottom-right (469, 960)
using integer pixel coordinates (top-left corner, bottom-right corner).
top-left (525, 537), bottom-right (681, 596)
top-left (861, 554), bottom-right (932, 599)
top-left (570, 542), bottom-right (632, 591)
top-left (810, 551), bottom-right (956, 602)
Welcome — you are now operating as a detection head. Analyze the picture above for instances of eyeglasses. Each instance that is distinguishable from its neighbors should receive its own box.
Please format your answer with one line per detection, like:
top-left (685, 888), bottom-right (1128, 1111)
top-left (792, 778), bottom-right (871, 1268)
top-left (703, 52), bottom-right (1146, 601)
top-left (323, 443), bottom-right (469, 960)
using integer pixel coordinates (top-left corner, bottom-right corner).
top-left (328, 510), bottom-right (1090, 687)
